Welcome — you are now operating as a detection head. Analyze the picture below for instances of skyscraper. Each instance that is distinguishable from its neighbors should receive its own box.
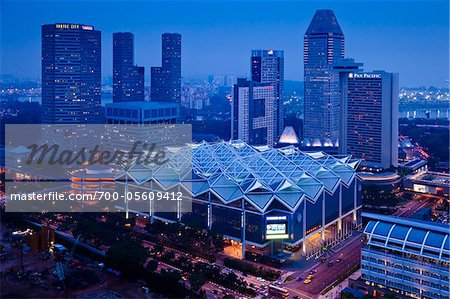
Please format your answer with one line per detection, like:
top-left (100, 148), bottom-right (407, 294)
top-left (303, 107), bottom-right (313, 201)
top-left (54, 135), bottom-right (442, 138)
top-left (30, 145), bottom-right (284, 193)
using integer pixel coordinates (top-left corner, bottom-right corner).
top-left (251, 50), bottom-right (284, 137)
top-left (42, 23), bottom-right (101, 123)
top-left (232, 78), bottom-right (276, 145)
top-left (343, 71), bottom-right (399, 169)
top-left (151, 33), bottom-right (181, 103)
top-left (333, 58), bottom-right (364, 152)
top-left (303, 9), bottom-right (344, 142)
top-left (113, 32), bottom-right (145, 102)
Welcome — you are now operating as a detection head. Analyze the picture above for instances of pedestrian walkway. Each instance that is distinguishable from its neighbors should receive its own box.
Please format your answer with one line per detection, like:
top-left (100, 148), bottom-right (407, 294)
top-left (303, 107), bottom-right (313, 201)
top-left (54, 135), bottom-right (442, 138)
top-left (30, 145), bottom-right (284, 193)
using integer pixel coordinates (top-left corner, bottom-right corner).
top-left (317, 269), bottom-right (361, 299)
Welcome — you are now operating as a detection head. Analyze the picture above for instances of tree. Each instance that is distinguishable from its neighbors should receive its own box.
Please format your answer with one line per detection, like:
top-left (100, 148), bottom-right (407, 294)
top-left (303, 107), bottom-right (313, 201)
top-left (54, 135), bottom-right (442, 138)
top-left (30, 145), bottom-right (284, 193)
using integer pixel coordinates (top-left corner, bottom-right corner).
top-left (106, 238), bottom-right (149, 278)
top-left (164, 250), bottom-right (176, 261)
top-left (146, 259), bottom-right (158, 273)
top-left (189, 272), bottom-right (207, 292)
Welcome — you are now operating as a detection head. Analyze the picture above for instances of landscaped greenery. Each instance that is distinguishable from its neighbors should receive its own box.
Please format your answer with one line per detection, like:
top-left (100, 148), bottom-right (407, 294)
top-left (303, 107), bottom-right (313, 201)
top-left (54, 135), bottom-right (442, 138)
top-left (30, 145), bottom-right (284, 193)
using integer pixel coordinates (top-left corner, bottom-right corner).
top-left (223, 257), bottom-right (281, 281)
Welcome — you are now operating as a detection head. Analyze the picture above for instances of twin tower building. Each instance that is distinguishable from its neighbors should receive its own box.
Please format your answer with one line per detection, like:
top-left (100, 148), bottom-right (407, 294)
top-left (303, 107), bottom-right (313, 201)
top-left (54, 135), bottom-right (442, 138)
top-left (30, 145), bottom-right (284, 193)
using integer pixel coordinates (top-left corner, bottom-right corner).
top-left (231, 9), bottom-right (398, 170)
top-left (112, 31), bottom-right (182, 104)
top-left (41, 24), bottom-right (181, 122)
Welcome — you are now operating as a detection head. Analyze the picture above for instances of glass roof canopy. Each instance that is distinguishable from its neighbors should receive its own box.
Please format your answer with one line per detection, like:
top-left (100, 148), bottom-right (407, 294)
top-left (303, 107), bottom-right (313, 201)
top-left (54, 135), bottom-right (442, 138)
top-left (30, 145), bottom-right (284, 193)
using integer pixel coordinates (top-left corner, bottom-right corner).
top-left (363, 212), bottom-right (450, 262)
top-left (121, 140), bottom-right (360, 213)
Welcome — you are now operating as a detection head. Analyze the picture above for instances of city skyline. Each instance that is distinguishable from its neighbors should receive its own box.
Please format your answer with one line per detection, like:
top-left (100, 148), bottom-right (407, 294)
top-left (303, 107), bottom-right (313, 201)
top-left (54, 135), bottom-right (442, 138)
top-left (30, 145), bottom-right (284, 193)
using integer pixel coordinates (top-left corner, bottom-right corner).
top-left (0, 2), bottom-right (449, 299)
top-left (1, 0), bottom-right (449, 87)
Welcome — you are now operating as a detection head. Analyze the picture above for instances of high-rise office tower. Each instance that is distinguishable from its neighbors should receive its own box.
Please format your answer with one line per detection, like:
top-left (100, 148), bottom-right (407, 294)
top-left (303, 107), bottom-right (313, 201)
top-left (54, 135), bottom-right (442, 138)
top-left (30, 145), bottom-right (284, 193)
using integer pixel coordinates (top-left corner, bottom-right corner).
top-left (151, 33), bottom-right (181, 103)
top-left (232, 78), bottom-right (276, 145)
top-left (343, 71), bottom-right (399, 169)
top-left (251, 50), bottom-right (284, 137)
top-left (333, 58), bottom-right (364, 153)
top-left (150, 66), bottom-right (167, 101)
top-left (113, 32), bottom-right (145, 102)
top-left (303, 9), bottom-right (344, 142)
top-left (42, 23), bottom-right (101, 123)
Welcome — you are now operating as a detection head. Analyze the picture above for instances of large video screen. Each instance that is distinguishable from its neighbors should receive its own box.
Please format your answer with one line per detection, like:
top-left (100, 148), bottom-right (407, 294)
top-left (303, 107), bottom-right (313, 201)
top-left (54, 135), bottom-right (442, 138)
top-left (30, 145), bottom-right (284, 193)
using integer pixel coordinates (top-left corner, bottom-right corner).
top-left (266, 223), bottom-right (287, 235)
top-left (266, 216), bottom-right (289, 240)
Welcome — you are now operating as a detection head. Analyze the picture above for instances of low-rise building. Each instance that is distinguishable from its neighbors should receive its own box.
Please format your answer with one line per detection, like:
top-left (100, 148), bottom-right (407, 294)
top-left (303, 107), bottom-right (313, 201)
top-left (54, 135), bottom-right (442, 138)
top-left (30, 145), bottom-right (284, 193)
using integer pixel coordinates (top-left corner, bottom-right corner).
top-left (361, 213), bottom-right (450, 299)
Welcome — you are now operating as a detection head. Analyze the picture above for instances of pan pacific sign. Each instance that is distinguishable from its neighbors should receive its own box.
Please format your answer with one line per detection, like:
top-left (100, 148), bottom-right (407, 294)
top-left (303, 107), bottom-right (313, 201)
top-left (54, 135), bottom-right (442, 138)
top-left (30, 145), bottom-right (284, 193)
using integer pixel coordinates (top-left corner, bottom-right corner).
top-left (348, 72), bottom-right (382, 79)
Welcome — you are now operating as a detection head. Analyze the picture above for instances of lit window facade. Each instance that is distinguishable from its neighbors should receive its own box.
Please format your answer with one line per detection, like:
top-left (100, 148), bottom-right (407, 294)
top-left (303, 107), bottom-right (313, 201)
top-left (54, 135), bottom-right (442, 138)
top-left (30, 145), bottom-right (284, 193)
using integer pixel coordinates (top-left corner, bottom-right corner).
top-left (362, 213), bottom-right (450, 299)
top-left (303, 10), bottom-right (344, 142)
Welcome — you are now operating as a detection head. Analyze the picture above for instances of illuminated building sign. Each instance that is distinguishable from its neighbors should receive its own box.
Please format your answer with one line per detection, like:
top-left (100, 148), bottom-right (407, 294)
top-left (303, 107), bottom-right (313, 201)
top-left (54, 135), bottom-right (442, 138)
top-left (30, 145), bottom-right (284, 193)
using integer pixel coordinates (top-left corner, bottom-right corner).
top-left (413, 184), bottom-right (429, 193)
top-left (349, 73), bottom-right (382, 79)
top-left (266, 216), bottom-right (287, 221)
top-left (55, 24), bottom-right (93, 30)
top-left (266, 215), bottom-right (288, 240)
top-left (55, 24), bottom-right (79, 29)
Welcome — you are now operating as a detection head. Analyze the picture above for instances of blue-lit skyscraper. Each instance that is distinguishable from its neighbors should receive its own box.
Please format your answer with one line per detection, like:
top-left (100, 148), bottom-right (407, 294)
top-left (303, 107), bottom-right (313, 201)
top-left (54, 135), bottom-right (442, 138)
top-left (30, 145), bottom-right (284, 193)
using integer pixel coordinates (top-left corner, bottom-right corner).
top-left (113, 32), bottom-right (145, 102)
top-left (151, 33), bottom-right (181, 103)
top-left (41, 23), bottom-right (101, 123)
top-left (251, 50), bottom-right (284, 137)
top-left (303, 9), bottom-right (344, 142)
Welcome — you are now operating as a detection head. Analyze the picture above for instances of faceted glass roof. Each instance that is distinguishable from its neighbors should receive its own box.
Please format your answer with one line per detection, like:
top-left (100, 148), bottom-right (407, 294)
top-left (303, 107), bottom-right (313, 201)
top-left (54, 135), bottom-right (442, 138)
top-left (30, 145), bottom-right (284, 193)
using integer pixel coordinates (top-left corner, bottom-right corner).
top-left (120, 140), bottom-right (360, 213)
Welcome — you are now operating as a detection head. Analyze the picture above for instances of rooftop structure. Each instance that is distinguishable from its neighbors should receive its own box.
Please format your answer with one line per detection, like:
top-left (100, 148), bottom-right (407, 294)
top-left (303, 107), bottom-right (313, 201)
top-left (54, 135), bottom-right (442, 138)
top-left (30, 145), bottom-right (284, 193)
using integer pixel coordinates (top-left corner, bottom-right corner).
top-left (404, 171), bottom-right (450, 196)
top-left (278, 126), bottom-right (300, 144)
top-left (105, 101), bottom-right (178, 124)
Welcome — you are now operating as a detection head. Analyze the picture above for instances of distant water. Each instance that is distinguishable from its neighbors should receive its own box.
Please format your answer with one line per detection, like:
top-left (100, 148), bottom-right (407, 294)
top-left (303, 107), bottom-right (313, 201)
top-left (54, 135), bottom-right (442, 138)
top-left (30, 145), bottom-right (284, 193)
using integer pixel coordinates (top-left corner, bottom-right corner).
top-left (5, 95), bottom-right (450, 120)
top-left (400, 108), bottom-right (449, 119)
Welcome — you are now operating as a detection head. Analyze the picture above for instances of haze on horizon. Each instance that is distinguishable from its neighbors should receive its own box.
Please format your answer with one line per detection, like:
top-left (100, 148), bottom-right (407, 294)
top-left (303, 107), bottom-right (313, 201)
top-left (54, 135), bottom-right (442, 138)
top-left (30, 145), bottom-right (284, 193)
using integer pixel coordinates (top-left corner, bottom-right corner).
top-left (0, 0), bottom-right (448, 87)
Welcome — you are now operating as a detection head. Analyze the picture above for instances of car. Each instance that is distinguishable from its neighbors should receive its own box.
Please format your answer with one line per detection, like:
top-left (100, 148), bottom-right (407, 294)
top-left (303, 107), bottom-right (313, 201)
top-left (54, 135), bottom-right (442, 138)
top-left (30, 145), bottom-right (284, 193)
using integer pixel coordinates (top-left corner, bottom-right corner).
top-left (327, 260), bottom-right (333, 267)
top-left (336, 258), bottom-right (342, 263)
top-left (307, 274), bottom-right (314, 279)
top-left (320, 257), bottom-right (327, 263)
top-left (303, 279), bottom-right (311, 284)
top-left (309, 269), bottom-right (317, 274)
top-left (296, 276), bottom-right (303, 282)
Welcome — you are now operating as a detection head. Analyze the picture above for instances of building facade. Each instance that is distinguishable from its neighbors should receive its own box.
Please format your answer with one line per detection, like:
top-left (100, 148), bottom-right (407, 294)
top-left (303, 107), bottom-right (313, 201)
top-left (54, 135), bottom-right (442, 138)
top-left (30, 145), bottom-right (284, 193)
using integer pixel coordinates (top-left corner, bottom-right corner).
top-left (232, 79), bottom-right (277, 145)
top-left (362, 213), bottom-right (449, 299)
top-left (113, 32), bottom-right (145, 102)
top-left (105, 101), bottom-right (178, 125)
top-left (251, 50), bottom-right (284, 137)
top-left (119, 140), bottom-right (362, 258)
top-left (332, 58), bottom-right (364, 153)
top-left (303, 9), bottom-right (344, 143)
top-left (151, 33), bottom-right (181, 103)
top-left (344, 71), bottom-right (399, 169)
top-left (42, 23), bottom-right (101, 123)
top-left (104, 101), bottom-right (180, 153)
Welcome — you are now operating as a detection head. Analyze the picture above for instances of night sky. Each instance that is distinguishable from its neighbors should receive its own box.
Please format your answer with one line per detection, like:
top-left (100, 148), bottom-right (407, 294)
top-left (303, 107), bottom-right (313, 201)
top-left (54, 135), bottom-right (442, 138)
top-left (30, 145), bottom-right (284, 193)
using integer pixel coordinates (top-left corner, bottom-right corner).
top-left (1, 0), bottom-right (448, 87)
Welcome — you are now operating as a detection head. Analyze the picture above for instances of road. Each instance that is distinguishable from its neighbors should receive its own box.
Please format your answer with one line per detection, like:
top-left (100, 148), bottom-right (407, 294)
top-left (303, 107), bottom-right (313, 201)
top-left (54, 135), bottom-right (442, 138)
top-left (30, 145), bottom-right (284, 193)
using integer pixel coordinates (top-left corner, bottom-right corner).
top-left (283, 234), bottom-right (365, 299)
top-left (393, 195), bottom-right (432, 217)
top-left (280, 196), bottom-right (433, 299)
